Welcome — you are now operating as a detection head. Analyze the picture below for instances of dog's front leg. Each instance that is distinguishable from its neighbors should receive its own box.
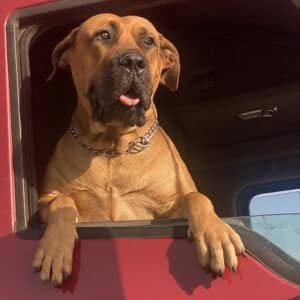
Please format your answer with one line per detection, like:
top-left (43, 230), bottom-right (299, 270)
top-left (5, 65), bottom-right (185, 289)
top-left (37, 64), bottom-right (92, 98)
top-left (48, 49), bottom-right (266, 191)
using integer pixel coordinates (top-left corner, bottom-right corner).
top-left (185, 192), bottom-right (245, 275)
top-left (32, 195), bottom-right (78, 285)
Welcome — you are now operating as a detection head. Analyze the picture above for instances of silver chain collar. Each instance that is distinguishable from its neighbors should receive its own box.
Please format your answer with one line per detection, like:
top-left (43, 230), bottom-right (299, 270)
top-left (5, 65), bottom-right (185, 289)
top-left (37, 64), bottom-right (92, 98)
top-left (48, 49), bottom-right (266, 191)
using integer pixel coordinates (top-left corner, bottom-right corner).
top-left (69, 120), bottom-right (159, 157)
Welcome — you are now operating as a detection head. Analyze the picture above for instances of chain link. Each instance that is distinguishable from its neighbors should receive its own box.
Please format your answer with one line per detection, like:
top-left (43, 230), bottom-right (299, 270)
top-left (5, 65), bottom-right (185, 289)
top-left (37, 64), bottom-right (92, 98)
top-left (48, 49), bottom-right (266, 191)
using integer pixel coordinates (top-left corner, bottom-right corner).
top-left (69, 120), bottom-right (159, 157)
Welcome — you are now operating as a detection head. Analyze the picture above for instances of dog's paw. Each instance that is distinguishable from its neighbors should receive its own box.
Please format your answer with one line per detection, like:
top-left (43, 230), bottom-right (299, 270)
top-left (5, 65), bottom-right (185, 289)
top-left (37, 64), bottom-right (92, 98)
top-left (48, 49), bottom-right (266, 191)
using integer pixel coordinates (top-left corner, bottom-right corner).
top-left (32, 226), bottom-right (77, 286)
top-left (189, 215), bottom-right (245, 275)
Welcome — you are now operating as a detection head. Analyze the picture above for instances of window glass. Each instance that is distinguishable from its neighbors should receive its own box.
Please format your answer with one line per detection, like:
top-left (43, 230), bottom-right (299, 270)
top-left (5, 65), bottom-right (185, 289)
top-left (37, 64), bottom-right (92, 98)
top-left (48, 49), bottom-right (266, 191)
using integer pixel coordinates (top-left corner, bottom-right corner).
top-left (249, 189), bottom-right (300, 216)
top-left (227, 214), bottom-right (300, 264)
top-left (247, 190), bottom-right (300, 262)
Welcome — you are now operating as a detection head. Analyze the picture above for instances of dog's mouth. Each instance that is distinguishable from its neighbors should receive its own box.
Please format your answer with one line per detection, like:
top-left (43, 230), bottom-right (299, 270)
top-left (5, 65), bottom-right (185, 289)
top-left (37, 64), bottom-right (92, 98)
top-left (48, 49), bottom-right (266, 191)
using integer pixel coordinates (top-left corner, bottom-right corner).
top-left (88, 82), bottom-right (151, 127)
top-left (88, 62), bottom-right (153, 127)
top-left (119, 87), bottom-right (140, 107)
top-left (116, 85), bottom-right (147, 127)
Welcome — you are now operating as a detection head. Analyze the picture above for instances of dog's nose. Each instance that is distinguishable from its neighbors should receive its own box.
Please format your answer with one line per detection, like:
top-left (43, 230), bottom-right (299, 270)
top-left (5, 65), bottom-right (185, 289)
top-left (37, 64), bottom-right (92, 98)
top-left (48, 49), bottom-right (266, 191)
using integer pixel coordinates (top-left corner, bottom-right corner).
top-left (118, 52), bottom-right (146, 74)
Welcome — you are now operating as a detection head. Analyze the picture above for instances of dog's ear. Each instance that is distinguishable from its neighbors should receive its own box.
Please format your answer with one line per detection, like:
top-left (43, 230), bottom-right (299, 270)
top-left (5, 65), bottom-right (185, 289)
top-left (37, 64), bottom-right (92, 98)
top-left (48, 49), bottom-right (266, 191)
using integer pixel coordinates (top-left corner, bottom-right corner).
top-left (46, 27), bottom-right (79, 82)
top-left (159, 34), bottom-right (180, 91)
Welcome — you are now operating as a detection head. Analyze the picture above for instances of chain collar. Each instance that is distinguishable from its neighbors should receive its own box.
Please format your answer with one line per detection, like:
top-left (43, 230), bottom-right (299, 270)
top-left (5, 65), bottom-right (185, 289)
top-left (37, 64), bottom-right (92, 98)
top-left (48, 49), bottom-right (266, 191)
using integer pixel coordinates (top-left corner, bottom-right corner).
top-left (69, 120), bottom-right (159, 157)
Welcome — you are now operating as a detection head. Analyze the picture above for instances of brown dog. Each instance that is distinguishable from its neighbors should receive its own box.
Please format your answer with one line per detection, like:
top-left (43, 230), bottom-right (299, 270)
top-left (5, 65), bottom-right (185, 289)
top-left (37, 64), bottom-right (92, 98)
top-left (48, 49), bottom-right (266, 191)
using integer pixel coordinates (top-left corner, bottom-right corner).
top-left (32, 13), bottom-right (245, 285)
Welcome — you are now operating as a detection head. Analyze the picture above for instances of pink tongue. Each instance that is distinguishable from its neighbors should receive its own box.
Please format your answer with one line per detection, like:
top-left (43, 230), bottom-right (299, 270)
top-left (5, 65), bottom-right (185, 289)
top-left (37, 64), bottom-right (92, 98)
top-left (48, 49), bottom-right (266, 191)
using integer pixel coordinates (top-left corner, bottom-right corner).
top-left (119, 95), bottom-right (140, 106)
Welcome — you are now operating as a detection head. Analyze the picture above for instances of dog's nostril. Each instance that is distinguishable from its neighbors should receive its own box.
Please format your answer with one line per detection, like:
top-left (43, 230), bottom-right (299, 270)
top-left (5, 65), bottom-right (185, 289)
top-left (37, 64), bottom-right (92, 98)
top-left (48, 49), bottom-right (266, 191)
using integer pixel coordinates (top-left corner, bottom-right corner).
top-left (119, 52), bottom-right (146, 73)
top-left (137, 59), bottom-right (146, 70)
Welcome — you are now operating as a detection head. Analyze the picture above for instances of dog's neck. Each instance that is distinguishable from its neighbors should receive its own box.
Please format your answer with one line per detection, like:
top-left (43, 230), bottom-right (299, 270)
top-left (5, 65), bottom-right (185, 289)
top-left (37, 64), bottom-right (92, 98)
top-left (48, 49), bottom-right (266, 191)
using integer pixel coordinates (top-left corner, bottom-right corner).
top-left (71, 100), bottom-right (158, 152)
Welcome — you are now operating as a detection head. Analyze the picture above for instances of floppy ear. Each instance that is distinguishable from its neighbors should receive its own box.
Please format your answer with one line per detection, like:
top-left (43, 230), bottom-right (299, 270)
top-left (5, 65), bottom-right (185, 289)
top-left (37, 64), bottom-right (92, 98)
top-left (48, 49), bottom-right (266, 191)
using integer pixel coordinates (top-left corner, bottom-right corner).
top-left (46, 27), bottom-right (79, 82)
top-left (159, 34), bottom-right (180, 91)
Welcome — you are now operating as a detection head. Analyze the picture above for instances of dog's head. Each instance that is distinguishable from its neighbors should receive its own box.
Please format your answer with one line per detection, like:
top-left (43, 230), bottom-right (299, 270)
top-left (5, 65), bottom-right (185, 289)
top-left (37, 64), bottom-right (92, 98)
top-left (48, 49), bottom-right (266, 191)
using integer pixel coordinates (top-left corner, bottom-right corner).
top-left (48, 13), bottom-right (180, 127)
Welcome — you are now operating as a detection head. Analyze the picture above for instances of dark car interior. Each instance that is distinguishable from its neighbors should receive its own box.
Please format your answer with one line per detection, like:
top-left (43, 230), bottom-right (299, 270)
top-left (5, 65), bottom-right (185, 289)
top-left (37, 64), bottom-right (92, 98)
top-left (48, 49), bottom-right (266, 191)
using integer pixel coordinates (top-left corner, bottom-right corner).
top-left (26, 0), bottom-right (300, 218)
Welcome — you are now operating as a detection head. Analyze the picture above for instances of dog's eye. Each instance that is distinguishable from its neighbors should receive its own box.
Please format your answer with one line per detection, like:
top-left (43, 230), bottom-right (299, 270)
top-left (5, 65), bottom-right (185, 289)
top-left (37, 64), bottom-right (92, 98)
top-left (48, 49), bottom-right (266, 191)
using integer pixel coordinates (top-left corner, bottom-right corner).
top-left (144, 36), bottom-right (155, 47)
top-left (94, 30), bottom-right (111, 40)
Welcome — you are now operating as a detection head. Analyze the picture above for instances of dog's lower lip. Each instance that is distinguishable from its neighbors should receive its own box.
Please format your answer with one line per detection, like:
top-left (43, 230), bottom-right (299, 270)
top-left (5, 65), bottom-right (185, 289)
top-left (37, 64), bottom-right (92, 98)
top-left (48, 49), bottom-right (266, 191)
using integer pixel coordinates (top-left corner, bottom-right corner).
top-left (119, 95), bottom-right (140, 106)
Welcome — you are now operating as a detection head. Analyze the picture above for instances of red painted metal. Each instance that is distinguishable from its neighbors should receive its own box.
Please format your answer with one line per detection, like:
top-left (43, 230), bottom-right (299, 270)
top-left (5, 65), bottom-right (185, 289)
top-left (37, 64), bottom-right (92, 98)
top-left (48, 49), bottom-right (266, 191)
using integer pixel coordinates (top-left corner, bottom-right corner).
top-left (0, 237), bottom-right (300, 299)
top-left (0, 1), bottom-right (299, 299)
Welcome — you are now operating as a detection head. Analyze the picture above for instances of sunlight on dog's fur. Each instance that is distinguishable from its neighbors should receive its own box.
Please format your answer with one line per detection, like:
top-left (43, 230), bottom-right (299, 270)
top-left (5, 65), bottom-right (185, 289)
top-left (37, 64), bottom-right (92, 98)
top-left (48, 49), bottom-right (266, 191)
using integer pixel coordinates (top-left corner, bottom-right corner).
top-left (33, 13), bottom-right (245, 286)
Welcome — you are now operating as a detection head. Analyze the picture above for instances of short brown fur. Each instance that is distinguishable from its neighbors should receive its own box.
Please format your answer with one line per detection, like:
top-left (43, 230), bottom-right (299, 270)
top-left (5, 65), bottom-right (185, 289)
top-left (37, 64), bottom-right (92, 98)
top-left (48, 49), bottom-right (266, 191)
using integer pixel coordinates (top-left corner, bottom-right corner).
top-left (33, 14), bottom-right (244, 285)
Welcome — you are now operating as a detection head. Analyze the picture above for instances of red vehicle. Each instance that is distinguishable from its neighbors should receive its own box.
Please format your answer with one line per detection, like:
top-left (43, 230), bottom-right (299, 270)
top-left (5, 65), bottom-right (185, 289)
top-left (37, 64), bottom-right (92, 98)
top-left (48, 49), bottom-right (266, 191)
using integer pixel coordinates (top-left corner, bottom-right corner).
top-left (0, 0), bottom-right (300, 299)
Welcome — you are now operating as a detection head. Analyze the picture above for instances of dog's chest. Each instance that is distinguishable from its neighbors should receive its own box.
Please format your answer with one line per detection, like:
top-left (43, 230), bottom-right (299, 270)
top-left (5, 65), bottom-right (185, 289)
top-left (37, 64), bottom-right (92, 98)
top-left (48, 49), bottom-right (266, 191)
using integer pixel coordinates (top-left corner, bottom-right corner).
top-left (68, 154), bottom-right (176, 221)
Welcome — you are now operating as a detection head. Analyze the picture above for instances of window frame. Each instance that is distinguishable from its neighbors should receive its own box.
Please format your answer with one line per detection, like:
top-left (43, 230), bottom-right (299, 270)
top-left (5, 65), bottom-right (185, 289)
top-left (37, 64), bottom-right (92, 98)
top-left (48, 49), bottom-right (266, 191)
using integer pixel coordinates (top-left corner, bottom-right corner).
top-left (228, 217), bottom-right (300, 286)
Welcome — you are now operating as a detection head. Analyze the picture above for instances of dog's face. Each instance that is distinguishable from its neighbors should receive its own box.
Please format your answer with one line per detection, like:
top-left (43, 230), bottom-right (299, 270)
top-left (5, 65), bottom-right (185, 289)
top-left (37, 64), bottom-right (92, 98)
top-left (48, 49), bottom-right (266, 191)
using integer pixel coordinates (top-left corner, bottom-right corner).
top-left (48, 13), bottom-right (180, 127)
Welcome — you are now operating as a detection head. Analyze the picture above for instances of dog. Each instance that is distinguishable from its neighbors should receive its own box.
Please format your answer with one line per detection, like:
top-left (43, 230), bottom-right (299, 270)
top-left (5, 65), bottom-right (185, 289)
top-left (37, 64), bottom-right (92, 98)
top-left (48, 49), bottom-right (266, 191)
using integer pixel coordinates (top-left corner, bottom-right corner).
top-left (32, 13), bottom-right (245, 285)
